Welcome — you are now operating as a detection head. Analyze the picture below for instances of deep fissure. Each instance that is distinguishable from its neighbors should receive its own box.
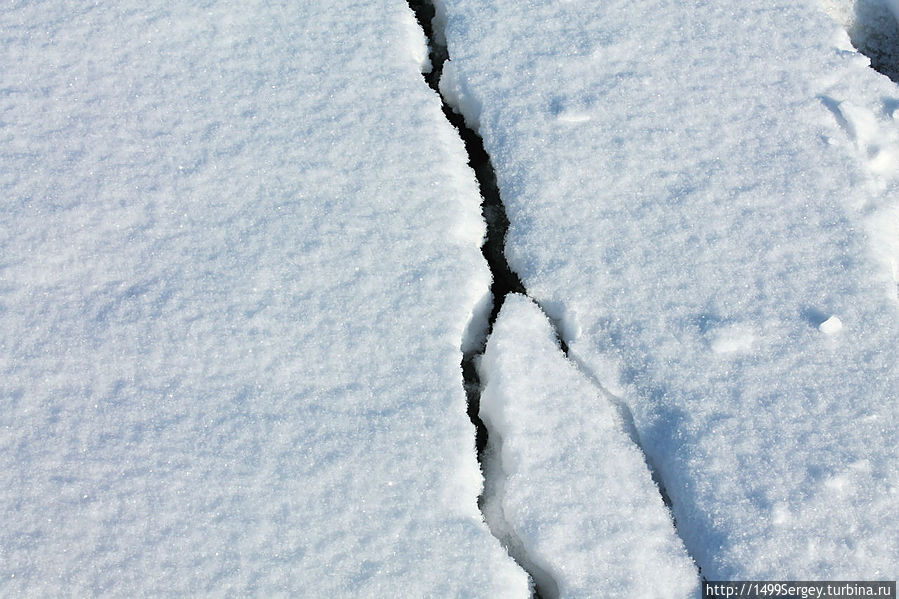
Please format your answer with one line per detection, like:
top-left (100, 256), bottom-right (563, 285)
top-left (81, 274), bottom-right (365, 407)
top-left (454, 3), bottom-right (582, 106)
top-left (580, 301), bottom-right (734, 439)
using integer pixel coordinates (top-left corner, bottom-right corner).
top-left (837, 0), bottom-right (899, 82)
top-left (407, 0), bottom-right (702, 592)
top-left (406, 2), bottom-right (549, 595)
top-left (406, 0), bottom-right (525, 458)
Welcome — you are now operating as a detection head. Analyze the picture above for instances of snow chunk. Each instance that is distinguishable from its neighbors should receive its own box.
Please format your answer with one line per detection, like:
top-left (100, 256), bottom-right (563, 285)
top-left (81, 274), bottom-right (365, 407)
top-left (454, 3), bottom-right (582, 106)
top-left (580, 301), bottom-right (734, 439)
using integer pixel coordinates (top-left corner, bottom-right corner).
top-left (819, 315), bottom-right (844, 334)
top-left (479, 295), bottom-right (699, 598)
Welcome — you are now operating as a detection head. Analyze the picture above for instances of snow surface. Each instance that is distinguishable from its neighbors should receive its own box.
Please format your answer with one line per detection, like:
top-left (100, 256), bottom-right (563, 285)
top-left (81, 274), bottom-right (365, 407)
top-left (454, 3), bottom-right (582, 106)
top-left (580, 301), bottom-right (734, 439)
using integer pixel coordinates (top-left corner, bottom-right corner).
top-left (6, 0), bottom-right (899, 593)
top-left (437, 0), bottom-right (899, 580)
top-left (0, 2), bottom-right (529, 595)
top-left (479, 294), bottom-right (698, 598)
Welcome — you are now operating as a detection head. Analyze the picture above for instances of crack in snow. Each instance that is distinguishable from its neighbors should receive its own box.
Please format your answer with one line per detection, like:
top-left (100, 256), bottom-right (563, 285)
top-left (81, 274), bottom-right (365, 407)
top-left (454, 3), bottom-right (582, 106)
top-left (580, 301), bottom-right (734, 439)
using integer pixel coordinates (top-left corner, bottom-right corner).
top-left (823, 0), bottom-right (899, 82)
top-left (406, 2), bottom-right (547, 596)
top-left (407, 0), bottom-right (702, 593)
top-left (561, 348), bottom-right (679, 506)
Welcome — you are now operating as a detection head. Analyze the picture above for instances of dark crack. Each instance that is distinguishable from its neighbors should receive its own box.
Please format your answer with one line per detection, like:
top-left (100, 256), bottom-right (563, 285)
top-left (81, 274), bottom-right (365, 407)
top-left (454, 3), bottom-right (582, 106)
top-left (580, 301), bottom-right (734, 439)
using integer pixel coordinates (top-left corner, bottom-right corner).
top-left (844, 0), bottom-right (899, 82)
top-left (407, 0), bottom-right (701, 593)
top-left (406, 2), bottom-right (547, 596)
top-left (407, 0), bottom-right (524, 458)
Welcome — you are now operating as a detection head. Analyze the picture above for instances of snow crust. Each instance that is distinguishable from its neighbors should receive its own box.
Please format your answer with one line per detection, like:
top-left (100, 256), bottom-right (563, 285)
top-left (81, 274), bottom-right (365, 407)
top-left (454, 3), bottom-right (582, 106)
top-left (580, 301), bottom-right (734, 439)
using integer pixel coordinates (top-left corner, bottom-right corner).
top-left (479, 295), bottom-right (698, 598)
top-left (437, 0), bottom-right (899, 579)
top-left (0, 2), bottom-right (528, 595)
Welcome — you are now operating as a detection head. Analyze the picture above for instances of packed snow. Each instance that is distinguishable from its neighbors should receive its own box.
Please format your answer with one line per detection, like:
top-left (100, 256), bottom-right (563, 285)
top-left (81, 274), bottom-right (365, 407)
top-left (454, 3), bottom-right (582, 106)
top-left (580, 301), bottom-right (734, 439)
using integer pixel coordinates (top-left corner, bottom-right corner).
top-left (479, 294), bottom-right (698, 598)
top-left (5, 0), bottom-right (899, 594)
top-left (0, 2), bottom-right (529, 595)
top-left (437, 0), bottom-right (899, 581)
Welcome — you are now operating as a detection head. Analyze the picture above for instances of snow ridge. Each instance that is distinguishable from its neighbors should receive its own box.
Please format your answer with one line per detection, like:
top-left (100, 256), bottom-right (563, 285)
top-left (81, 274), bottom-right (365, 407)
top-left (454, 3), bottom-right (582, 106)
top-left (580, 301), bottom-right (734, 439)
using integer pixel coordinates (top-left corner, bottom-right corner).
top-left (407, 1), bottom-right (701, 593)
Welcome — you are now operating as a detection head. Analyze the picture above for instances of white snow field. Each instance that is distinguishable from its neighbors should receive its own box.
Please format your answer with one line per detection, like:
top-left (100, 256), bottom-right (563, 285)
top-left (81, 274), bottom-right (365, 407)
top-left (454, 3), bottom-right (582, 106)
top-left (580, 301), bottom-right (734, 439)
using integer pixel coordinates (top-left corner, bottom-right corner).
top-left (437, 0), bottom-right (899, 582)
top-left (0, 2), bottom-right (530, 596)
top-left (5, 0), bottom-right (899, 595)
top-left (479, 294), bottom-right (698, 598)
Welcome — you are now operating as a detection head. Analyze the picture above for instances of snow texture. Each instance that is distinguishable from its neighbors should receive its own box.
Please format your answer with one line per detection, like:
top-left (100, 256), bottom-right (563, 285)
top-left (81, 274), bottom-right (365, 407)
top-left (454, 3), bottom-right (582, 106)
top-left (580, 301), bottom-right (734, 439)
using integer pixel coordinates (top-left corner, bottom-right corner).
top-left (479, 294), bottom-right (698, 598)
top-left (437, 0), bottom-right (899, 580)
top-left (0, 2), bottom-right (529, 595)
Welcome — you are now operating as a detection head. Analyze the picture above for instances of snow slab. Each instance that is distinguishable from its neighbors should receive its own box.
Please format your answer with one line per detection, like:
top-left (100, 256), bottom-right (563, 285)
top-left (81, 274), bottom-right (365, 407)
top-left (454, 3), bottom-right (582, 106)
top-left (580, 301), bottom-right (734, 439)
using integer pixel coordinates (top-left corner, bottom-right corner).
top-left (0, 2), bottom-right (529, 596)
top-left (479, 294), bottom-right (698, 598)
top-left (437, 0), bottom-right (899, 579)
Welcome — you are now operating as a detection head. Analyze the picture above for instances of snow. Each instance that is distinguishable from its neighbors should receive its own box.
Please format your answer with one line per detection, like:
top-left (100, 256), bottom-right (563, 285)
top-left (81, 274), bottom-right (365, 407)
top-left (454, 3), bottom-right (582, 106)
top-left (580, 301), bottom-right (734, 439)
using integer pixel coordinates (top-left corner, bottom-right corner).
top-left (0, 1), bottom-right (529, 596)
top-left (479, 294), bottom-right (698, 598)
top-left (823, 0), bottom-right (899, 81)
top-left (437, 0), bottom-right (899, 581)
top-left (819, 315), bottom-right (845, 334)
top-left (5, 0), bottom-right (899, 592)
